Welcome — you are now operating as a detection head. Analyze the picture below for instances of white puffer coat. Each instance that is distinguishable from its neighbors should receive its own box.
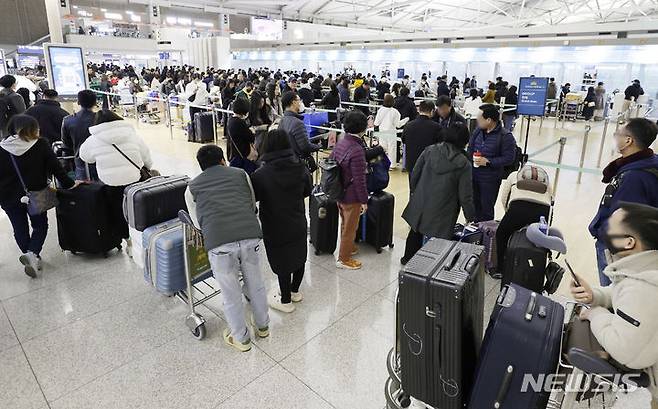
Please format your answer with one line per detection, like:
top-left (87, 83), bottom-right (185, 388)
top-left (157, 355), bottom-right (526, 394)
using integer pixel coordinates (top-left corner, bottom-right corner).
top-left (79, 120), bottom-right (153, 186)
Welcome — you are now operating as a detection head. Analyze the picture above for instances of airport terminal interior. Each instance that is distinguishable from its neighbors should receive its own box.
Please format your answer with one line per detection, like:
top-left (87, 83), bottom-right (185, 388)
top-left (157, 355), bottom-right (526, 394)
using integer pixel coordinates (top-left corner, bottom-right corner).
top-left (1, 1), bottom-right (658, 408)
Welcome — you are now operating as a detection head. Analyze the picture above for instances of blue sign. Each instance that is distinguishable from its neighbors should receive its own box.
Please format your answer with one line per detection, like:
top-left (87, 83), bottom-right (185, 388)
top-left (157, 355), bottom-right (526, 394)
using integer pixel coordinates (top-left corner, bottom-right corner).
top-left (397, 68), bottom-right (405, 79)
top-left (158, 52), bottom-right (170, 60)
top-left (517, 77), bottom-right (549, 117)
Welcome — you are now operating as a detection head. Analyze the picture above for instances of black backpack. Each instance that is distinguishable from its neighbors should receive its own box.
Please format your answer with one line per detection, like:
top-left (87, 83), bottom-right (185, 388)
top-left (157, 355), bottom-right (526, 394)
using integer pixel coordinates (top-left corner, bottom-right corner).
top-left (319, 147), bottom-right (356, 201)
top-left (0, 94), bottom-right (14, 130)
top-left (496, 130), bottom-right (527, 179)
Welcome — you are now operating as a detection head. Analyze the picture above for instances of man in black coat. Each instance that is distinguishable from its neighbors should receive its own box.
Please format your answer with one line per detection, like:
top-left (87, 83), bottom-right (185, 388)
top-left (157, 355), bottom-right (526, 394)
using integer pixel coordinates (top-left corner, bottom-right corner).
top-left (61, 90), bottom-right (98, 180)
top-left (393, 87), bottom-right (418, 121)
top-left (25, 89), bottom-right (69, 144)
top-left (353, 82), bottom-right (372, 115)
top-left (401, 100), bottom-right (443, 180)
top-left (436, 76), bottom-right (450, 97)
top-left (433, 95), bottom-right (466, 128)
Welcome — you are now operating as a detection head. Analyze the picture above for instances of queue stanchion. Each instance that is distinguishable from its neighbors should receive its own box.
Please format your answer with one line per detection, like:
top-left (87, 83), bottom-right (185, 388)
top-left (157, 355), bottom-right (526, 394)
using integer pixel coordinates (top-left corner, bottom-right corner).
top-left (596, 117), bottom-right (610, 168)
top-left (554, 102), bottom-right (559, 129)
top-left (166, 97), bottom-right (174, 141)
top-left (212, 107), bottom-right (218, 145)
top-left (553, 137), bottom-right (568, 194)
top-left (576, 124), bottom-right (592, 184)
top-left (133, 95), bottom-right (139, 128)
top-left (561, 103), bottom-right (567, 129)
top-left (538, 115), bottom-right (544, 137)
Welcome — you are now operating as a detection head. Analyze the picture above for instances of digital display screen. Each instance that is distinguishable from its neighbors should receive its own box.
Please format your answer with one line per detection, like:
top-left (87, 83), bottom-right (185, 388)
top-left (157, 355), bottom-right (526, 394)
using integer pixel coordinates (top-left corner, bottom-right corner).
top-left (250, 17), bottom-right (283, 41)
top-left (46, 46), bottom-right (87, 97)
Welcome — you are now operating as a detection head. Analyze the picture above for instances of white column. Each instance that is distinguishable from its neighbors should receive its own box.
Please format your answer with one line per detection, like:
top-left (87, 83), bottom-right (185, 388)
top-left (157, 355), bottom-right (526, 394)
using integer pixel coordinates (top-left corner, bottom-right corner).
top-left (218, 13), bottom-right (230, 37)
top-left (44, 0), bottom-right (71, 43)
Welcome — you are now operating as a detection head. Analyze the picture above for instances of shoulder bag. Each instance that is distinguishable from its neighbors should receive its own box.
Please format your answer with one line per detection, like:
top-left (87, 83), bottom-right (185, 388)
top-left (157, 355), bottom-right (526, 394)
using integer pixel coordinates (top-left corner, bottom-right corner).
top-left (9, 154), bottom-right (58, 216)
top-left (112, 144), bottom-right (155, 182)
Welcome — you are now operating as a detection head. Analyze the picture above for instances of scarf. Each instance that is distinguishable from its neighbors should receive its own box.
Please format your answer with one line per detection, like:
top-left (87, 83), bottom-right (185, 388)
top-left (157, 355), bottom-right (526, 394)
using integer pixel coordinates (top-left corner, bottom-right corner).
top-left (602, 148), bottom-right (654, 183)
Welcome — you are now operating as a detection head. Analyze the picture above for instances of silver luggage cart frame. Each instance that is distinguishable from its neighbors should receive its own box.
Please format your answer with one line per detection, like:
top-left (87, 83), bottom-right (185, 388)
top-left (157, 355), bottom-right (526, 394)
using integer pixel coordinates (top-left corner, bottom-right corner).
top-left (177, 210), bottom-right (222, 340)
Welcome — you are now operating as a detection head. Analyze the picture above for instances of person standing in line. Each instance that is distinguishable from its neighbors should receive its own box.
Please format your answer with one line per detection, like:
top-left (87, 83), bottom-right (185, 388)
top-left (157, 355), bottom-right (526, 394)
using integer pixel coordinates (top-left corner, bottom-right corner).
top-left (185, 145), bottom-right (270, 352)
top-left (401, 100), bottom-right (443, 180)
top-left (433, 95), bottom-right (466, 128)
top-left (463, 89), bottom-right (483, 133)
top-left (0, 75), bottom-right (27, 138)
top-left (374, 94), bottom-right (409, 169)
top-left (278, 91), bottom-right (321, 161)
top-left (582, 86), bottom-right (597, 121)
top-left (62, 90), bottom-right (99, 180)
top-left (393, 87), bottom-right (418, 122)
top-left (482, 83), bottom-right (496, 104)
top-left (227, 97), bottom-right (258, 174)
top-left (0, 115), bottom-right (76, 277)
top-left (332, 111), bottom-right (369, 270)
top-left (25, 89), bottom-right (69, 145)
top-left (401, 125), bottom-right (475, 264)
top-left (589, 118), bottom-right (658, 286)
top-left (502, 85), bottom-right (518, 131)
top-left (467, 104), bottom-right (517, 222)
top-left (250, 130), bottom-right (312, 313)
top-left (79, 110), bottom-right (153, 244)
top-left (594, 82), bottom-right (606, 120)
top-left (623, 79), bottom-right (644, 121)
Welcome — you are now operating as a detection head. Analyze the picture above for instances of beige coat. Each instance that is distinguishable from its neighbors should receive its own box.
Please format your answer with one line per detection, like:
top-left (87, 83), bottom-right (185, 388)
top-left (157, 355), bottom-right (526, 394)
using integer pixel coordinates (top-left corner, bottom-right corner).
top-left (589, 250), bottom-right (658, 397)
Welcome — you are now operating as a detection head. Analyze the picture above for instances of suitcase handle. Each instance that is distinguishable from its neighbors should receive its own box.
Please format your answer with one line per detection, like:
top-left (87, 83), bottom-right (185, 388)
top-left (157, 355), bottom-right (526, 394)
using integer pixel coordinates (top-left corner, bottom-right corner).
top-left (494, 365), bottom-right (514, 408)
top-left (444, 249), bottom-right (461, 271)
top-left (525, 292), bottom-right (537, 321)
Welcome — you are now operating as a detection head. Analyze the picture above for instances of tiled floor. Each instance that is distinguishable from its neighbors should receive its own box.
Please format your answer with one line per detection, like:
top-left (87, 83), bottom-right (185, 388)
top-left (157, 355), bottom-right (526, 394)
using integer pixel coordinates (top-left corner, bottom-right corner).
top-left (0, 116), bottom-right (652, 408)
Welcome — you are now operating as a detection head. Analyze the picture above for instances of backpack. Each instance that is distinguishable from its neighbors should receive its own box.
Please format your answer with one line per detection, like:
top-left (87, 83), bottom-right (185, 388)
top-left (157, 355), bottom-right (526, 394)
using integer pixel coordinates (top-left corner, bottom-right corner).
top-left (365, 145), bottom-right (391, 193)
top-left (496, 129), bottom-right (527, 179)
top-left (516, 165), bottom-right (550, 194)
top-left (319, 147), bottom-right (355, 201)
top-left (0, 94), bottom-right (15, 130)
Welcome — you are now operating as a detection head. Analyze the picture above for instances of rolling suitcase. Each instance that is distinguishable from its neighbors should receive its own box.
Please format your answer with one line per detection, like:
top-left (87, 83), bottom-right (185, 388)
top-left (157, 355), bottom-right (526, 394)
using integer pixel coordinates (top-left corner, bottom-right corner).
top-left (468, 284), bottom-right (564, 409)
top-left (478, 220), bottom-right (500, 274)
top-left (123, 175), bottom-right (190, 232)
top-left (356, 191), bottom-right (394, 253)
top-left (398, 238), bottom-right (485, 409)
top-left (56, 184), bottom-right (123, 255)
top-left (502, 228), bottom-right (548, 292)
top-left (309, 187), bottom-right (339, 256)
top-left (194, 112), bottom-right (215, 143)
top-left (142, 219), bottom-right (187, 295)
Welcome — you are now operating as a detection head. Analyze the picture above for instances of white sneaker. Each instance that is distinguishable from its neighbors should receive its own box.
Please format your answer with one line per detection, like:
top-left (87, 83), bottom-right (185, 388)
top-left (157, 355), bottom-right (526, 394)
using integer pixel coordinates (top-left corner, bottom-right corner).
top-left (268, 292), bottom-right (295, 313)
top-left (335, 259), bottom-right (362, 270)
top-left (18, 252), bottom-right (38, 278)
top-left (291, 292), bottom-right (303, 303)
top-left (36, 256), bottom-right (43, 271)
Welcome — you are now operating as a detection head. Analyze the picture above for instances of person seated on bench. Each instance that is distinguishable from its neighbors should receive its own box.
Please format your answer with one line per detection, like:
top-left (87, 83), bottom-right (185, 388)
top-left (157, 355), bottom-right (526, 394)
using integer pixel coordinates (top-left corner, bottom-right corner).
top-left (570, 202), bottom-right (658, 408)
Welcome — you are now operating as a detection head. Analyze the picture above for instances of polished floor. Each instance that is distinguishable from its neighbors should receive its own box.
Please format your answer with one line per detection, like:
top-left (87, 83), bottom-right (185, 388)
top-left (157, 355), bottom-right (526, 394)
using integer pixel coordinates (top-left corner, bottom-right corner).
top-left (0, 114), bottom-right (653, 408)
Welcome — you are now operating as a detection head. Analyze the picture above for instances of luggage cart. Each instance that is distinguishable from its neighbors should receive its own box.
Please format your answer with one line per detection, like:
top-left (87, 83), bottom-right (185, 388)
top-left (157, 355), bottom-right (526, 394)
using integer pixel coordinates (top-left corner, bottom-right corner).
top-left (176, 210), bottom-right (222, 340)
top-left (385, 289), bottom-right (413, 409)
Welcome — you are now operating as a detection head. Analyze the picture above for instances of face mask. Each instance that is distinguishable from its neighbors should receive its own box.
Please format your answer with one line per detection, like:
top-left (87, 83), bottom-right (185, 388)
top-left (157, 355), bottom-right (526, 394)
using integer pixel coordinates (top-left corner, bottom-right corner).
top-left (601, 232), bottom-right (634, 255)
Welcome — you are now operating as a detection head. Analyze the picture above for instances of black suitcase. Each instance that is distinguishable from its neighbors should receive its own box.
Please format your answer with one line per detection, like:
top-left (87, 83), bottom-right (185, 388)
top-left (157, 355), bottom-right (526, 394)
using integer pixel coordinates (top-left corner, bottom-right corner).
top-left (123, 176), bottom-right (190, 232)
top-left (398, 238), bottom-right (485, 409)
top-left (468, 284), bottom-right (564, 409)
top-left (56, 184), bottom-right (123, 255)
top-left (194, 112), bottom-right (215, 143)
top-left (502, 228), bottom-right (548, 292)
top-left (356, 191), bottom-right (394, 253)
top-left (309, 187), bottom-right (338, 256)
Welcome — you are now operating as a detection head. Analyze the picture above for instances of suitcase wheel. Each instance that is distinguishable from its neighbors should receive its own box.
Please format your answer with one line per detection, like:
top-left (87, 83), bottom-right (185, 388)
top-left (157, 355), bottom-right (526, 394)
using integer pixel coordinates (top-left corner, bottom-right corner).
top-left (376, 248), bottom-right (383, 254)
top-left (398, 393), bottom-right (411, 408)
top-left (191, 323), bottom-right (206, 340)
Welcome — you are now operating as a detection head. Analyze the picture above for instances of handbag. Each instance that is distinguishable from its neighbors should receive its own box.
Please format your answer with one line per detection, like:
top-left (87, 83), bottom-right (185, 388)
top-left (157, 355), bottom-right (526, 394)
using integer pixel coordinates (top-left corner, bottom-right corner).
top-left (112, 144), bottom-right (153, 182)
top-left (228, 132), bottom-right (258, 162)
top-left (300, 154), bottom-right (318, 173)
top-left (9, 155), bottom-right (58, 216)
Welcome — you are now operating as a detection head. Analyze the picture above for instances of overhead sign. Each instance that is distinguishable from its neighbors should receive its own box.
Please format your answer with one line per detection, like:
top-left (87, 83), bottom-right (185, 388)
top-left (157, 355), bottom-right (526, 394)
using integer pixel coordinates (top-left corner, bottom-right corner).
top-left (397, 68), bottom-right (405, 79)
top-left (44, 43), bottom-right (89, 98)
top-left (518, 77), bottom-right (549, 117)
top-left (158, 52), bottom-right (170, 60)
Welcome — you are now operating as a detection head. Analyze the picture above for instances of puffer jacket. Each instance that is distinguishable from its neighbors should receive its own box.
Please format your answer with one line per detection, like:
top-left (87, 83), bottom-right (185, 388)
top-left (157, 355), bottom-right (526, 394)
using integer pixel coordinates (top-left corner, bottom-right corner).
top-left (331, 133), bottom-right (368, 205)
top-left (402, 142), bottom-right (475, 238)
top-left (588, 250), bottom-right (658, 399)
top-left (79, 120), bottom-right (153, 186)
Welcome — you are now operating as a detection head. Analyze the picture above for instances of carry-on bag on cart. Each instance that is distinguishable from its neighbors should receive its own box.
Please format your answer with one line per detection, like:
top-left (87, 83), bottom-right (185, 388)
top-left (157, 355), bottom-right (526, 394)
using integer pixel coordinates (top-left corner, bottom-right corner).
top-left (468, 284), bottom-right (564, 409)
top-left (356, 191), bottom-right (394, 253)
top-left (501, 227), bottom-right (548, 292)
top-left (123, 175), bottom-right (189, 232)
top-left (453, 223), bottom-right (483, 245)
top-left (309, 186), bottom-right (339, 256)
top-left (56, 184), bottom-right (123, 255)
top-left (193, 112), bottom-right (215, 143)
top-left (398, 238), bottom-right (485, 409)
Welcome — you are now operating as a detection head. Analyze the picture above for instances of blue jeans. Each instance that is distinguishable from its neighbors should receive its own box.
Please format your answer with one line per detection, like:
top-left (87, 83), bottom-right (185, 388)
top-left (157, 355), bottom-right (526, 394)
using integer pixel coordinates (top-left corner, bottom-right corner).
top-left (2, 202), bottom-right (49, 256)
top-left (595, 240), bottom-right (612, 286)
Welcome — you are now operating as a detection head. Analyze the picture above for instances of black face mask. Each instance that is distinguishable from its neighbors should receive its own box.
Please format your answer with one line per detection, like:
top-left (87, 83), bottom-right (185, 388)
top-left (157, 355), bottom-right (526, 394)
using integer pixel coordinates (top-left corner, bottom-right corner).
top-left (601, 232), bottom-right (634, 255)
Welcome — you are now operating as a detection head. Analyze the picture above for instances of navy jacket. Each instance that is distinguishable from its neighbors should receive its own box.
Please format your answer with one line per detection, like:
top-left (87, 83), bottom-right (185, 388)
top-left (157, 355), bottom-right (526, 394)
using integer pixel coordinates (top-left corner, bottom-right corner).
top-left (61, 109), bottom-right (95, 155)
top-left (25, 100), bottom-right (69, 144)
top-left (589, 155), bottom-right (658, 239)
top-left (467, 123), bottom-right (517, 181)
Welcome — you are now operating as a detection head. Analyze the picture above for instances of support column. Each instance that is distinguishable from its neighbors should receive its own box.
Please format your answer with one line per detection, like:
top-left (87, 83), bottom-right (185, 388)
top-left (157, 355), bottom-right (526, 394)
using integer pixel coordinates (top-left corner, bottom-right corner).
top-left (219, 13), bottom-right (230, 37)
top-left (44, 0), bottom-right (71, 43)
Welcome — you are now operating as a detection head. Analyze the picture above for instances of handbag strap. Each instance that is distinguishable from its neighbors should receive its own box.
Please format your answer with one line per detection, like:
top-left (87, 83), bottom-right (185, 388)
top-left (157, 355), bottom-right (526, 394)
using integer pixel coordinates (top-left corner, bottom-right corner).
top-left (112, 144), bottom-right (142, 171)
top-left (8, 154), bottom-right (29, 194)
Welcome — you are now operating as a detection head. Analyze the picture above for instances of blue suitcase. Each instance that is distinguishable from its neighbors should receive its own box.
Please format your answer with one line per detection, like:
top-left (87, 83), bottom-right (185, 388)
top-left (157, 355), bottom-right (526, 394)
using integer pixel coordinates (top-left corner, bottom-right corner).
top-left (468, 284), bottom-right (564, 409)
top-left (142, 219), bottom-right (186, 295)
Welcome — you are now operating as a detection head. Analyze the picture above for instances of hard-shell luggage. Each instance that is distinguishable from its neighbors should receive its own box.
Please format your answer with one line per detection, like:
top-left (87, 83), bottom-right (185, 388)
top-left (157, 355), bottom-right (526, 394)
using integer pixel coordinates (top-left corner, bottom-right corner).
top-left (468, 284), bottom-right (564, 409)
top-left (142, 219), bottom-right (187, 295)
top-left (309, 187), bottom-right (339, 256)
top-left (193, 112), bottom-right (215, 143)
top-left (398, 238), bottom-right (485, 409)
top-left (303, 112), bottom-right (329, 138)
top-left (123, 175), bottom-right (189, 232)
top-left (356, 191), bottom-right (394, 253)
top-left (56, 184), bottom-right (123, 255)
top-left (502, 228), bottom-right (548, 292)
top-left (478, 220), bottom-right (500, 273)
